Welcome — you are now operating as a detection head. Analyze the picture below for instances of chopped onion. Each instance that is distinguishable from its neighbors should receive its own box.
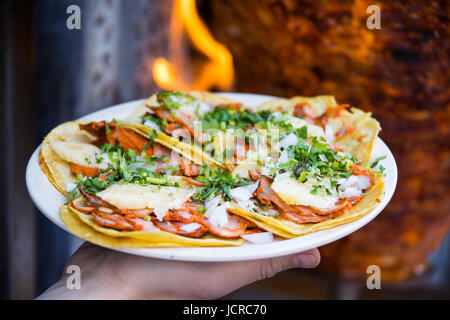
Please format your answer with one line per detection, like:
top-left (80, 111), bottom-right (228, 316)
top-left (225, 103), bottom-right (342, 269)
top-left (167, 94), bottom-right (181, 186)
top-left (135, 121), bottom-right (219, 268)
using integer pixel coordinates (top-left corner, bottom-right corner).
top-left (278, 133), bottom-right (298, 150)
top-left (137, 219), bottom-right (159, 232)
top-left (276, 171), bottom-right (291, 179)
top-left (205, 195), bottom-right (221, 212)
top-left (319, 154), bottom-right (327, 162)
top-left (95, 152), bottom-right (112, 169)
top-left (128, 162), bottom-right (156, 171)
top-left (207, 202), bottom-right (231, 227)
top-left (143, 120), bottom-right (161, 131)
top-left (278, 149), bottom-right (290, 165)
top-left (154, 205), bottom-right (170, 221)
top-left (230, 181), bottom-right (259, 202)
top-left (325, 125), bottom-right (334, 141)
top-left (180, 222), bottom-right (202, 233)
top-left (237, 199), bottom-right (258, 212)
top-left (66, 182), bottom-right (77, 193)
top-left (338, 175), bottom-right (371, 190)
top-left (195, 101), bottom-right (211, 116)
top-left (337, 174), bottom-right (371, 198)
top-left (303, 106), bottom-right (316, 118)
top-left (267, 209), bottom-right (279, 217)
top-left (340, 187), bottom-right (362, 198)
top-left (269, 111), bottom-right (282, 121)
top-left (355, 175), bottom-right (371, 189)
top-left (242, 232), bottom-right (274, 244)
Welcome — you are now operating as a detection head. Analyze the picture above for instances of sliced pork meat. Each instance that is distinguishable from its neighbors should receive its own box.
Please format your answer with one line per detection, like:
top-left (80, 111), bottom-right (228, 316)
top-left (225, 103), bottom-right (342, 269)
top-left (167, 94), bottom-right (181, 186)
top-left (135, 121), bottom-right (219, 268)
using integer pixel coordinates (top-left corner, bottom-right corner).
top-left (197, 214), bottom-right (250, 238)
top-left (179, 163), bottom-right (201, 177)
top-left (92, 211), bottom-right (143, 231)
top-left (70, 163), bottom-right (100, 178)
top-left (248, 172), bottom-right (364, 225)
top-left (153, 220), bottom-right (207, 238)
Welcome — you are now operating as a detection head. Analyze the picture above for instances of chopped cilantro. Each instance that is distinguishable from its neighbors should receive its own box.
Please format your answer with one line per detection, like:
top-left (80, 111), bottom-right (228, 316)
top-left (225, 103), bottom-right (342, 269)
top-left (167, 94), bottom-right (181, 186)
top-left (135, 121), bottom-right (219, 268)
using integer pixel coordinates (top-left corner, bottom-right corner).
top-left (157, 91), bottom-right (195, 110)
top-left (193, 166), bottom-right (252, 202)
top-left (370, 155), bottom-right (387, 168)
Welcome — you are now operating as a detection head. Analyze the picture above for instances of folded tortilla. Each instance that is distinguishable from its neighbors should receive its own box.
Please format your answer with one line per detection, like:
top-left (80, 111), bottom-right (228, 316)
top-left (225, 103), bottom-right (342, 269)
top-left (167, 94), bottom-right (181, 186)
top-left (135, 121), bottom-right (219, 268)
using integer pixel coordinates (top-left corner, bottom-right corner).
top-left (61, 204), bottom-right (244, 248)
top-left (229, 171), bottom-right (384, 238)
top-left (39, 120), bottom-right (213, 195)
top-left (256, 95), bottom-right (381, 165)
top-left (228, 95), bottom-right (384, 237)
top-left (125, 91), bottom-right (243, 169)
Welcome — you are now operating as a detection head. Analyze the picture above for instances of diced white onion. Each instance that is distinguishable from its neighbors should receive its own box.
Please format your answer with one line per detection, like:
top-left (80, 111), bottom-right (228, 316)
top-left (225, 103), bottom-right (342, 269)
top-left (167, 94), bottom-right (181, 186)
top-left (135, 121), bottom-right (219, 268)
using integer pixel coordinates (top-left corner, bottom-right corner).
top-left (65, 182), bottom-right (77, 193)
top-left (319, 154), bottom-right (327, 162)
top-left (94, 153), bottom-right (112, 170)
top-left (340, 187), bottom-right (362, 198)
top-left (242, 232), bottom-right (274, 244)
top-left (206, 202), bottom-right (231, 227)
top-left (278, 149), bottom-right (290, 165)
top-left (325, 125), bottom-right (334, 141)
top-left (143, 120), bottom-right (161, 131)
top-left (205, 195), bottom-right (222, 212)
top-left (195, 101), bottom-right (211, 116)
top-left (269, 111), bottom-right (282, 121)
top-left (355, 175), bottom-right (371, 189)
top-left (337, 174), bottom-right (371, 198)
top-left (137, 219), bottom-right (159, 232)
top-left (267, 209), bottom-right (279, 217)
top-left (128, 162), bottom-right (156, 171)
top-left (276, 171), bottom-right (291, 179)
top-left (261, 156), bottom-right (276, 177)
top-left (278, 133), bottom-right (298, 150)
top-left (180, 222), bottom-right (202, 233)
top-left (338, 175), bottom-right (371, 190)
top-left (237, 199), bottom-right (258, 212)
top-left (154, 205), bottom-right (170, 221)
top-left (303, 106), bottom-right (316, 118)
top-left (230, 181), bottom-right (259, 202)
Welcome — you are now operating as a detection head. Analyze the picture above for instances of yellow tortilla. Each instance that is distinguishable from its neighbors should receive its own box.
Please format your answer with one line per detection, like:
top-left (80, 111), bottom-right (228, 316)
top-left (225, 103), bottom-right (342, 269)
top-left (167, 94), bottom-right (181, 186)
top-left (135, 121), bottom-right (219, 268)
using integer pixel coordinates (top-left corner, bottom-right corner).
top-left (126, 123), bottom-right (222, 168)
top-left (39, 120), bottom-right (206, 195)
top-left (125, 91), bottom-right (242, 168)
top-left (61, 204), bottom-right (244, 248)
top-left (256, 96), bottom-right (380, 165)
top-left (230, 171), bottom-right (384, 237)
top-left (40, 121), bottom-right (99, 195)
top-left (330, 107), bottom-right (380, 165)
top-left (231, 95), bottom-right (383, 237)
top-left (126, 91), bottom-right (237, 124)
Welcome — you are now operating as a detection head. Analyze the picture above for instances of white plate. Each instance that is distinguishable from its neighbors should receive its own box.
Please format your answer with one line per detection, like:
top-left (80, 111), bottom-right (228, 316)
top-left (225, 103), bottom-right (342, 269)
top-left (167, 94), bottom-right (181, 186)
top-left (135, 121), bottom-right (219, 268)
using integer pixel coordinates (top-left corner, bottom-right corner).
top-left (26, 93), bottom-right (397, 262)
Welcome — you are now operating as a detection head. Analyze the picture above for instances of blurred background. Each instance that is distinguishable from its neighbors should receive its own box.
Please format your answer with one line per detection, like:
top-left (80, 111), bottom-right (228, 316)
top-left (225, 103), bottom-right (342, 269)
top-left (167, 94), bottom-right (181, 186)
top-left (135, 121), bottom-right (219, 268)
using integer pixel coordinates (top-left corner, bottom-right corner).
top-left (1, 0), bottom-right (449, 299)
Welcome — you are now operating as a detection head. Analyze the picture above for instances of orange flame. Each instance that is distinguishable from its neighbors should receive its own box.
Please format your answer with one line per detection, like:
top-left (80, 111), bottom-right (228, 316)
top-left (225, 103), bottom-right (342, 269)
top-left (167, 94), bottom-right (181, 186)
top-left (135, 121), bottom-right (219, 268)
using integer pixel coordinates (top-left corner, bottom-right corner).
top-left (153, 0), bottom-right (234, 91)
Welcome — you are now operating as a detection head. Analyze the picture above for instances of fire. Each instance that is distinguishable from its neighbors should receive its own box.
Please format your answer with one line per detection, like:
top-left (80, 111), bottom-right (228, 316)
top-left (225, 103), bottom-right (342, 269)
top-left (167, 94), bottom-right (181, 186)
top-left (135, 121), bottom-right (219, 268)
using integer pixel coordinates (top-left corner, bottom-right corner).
top-left (153, 0), bottom-right (234, 91)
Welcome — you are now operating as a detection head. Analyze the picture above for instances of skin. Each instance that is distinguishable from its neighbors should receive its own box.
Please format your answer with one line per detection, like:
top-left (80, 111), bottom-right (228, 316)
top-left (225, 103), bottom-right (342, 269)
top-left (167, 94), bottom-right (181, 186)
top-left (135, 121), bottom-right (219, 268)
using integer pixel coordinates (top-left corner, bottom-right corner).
top-left (37, 242), bottom-right (320, 300)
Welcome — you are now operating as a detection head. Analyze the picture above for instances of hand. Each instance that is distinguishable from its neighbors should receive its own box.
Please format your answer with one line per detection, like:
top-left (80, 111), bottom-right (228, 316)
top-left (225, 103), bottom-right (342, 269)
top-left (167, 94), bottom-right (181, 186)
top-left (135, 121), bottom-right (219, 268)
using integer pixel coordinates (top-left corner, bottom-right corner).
top-left (38, 242), bottom-right (320, 300)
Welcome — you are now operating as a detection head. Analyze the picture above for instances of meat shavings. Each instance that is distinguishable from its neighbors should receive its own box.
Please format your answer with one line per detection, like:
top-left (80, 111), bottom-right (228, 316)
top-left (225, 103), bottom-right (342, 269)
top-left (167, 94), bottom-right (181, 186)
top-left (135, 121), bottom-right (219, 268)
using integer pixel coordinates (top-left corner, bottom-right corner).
top-left (70, 163), bottom-right (100, 178)
top-left (250, 173), bottom-right (363, 224)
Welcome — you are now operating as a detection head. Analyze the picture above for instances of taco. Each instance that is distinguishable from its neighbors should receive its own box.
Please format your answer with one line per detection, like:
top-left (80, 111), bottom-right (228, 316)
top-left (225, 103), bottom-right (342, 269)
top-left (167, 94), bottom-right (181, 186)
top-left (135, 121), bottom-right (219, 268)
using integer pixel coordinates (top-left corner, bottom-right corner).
top-left (62, 164), bottom-right (268, 247)
top-left (40, 120), bottom-right (208, 195)
top-left (225, 96), bottom-right (384, 237)
top-left (255, 95), bottom-right (380, 165)
top-left (41, 119), bottom-right (275, 247)
top-left (39, 93), bottom-right (385, 246)
top-left (126, 91), bottom-right (272, 170)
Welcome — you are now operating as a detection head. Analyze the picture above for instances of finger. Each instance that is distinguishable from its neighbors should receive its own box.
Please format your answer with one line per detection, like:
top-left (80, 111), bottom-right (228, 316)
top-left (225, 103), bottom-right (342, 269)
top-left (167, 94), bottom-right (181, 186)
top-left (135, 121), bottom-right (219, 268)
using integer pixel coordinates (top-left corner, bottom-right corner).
top-left (236, 248), bottom-right (320, 282)
top-left (292, 248), bottom-right (321, 269)
top-left (185, 248), bottom-right (321, 299)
